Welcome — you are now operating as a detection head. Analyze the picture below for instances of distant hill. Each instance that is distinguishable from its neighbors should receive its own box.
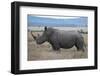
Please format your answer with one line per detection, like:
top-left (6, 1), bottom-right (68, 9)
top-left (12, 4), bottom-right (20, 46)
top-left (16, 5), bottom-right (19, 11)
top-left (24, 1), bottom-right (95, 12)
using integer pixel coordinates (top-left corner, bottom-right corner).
top-left (28, 15), bottom-right (88, 27)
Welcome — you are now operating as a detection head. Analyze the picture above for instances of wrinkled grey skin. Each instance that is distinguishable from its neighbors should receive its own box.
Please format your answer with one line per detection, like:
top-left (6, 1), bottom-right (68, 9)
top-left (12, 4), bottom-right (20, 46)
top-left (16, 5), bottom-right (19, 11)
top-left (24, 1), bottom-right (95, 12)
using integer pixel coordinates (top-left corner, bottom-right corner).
top-left (31, 27), bottom-right (86, 52)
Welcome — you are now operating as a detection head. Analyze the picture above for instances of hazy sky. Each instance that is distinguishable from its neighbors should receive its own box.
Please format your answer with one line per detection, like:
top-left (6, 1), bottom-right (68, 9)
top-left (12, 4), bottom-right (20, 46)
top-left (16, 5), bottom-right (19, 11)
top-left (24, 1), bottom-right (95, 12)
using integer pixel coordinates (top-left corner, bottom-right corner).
top-left (28, 15), bottom-right (88, 27)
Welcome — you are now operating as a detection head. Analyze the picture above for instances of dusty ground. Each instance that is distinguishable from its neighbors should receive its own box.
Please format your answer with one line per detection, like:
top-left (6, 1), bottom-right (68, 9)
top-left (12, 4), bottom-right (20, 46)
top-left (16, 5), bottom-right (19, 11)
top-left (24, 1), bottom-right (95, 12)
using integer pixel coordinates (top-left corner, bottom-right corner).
top-left (28, 31), bottom-right (88, 61)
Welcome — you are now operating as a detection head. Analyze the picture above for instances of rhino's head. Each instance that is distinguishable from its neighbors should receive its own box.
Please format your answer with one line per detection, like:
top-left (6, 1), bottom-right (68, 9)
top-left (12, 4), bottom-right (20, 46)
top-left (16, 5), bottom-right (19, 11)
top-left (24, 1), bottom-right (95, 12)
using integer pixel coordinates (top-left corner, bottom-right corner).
top-left (31, 26), bottom-right (54, 44)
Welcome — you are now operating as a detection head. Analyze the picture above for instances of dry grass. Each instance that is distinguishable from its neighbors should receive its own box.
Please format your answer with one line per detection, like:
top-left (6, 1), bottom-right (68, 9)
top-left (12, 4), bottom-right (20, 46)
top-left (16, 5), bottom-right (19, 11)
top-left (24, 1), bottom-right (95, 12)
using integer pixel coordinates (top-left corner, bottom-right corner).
top-left (28, 31), bottom-right (88, 61)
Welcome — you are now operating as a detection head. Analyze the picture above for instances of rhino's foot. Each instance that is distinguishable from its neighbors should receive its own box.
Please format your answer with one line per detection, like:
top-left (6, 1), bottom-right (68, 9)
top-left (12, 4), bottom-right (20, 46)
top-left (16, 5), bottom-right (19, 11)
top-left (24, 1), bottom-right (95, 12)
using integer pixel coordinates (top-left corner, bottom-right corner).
top-left (52, 48), bottom-right (61, 53)
top-left (73, 51), bottom-right (84, 58)
top-left (53, 48), bottom-right (60, 51)
top-left (77, 48), bottom-right (86, 52)
top-left (54, 50), bottom-right (61, 54)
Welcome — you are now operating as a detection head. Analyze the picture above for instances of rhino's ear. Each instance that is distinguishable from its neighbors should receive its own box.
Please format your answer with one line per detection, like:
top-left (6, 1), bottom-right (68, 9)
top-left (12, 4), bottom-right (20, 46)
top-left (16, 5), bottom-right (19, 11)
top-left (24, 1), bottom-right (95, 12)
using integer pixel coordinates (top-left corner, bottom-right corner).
top-left (44, 26), bottom-right (47, 31)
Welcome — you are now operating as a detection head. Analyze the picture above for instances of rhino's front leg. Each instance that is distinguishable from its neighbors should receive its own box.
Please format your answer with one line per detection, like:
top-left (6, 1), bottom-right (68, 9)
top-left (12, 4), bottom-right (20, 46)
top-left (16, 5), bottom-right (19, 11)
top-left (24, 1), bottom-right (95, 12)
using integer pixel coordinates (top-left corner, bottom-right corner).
top-left (51, 43), bottom-right (60, 51)
top-left (49, 39), bottom-right (60, 51)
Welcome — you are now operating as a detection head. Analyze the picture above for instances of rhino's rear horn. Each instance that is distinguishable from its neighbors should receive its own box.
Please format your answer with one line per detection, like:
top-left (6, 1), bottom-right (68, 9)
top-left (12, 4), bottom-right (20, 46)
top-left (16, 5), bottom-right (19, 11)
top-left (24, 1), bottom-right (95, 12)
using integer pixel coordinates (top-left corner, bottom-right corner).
top-left (31, 31), bottom-right (37, 40)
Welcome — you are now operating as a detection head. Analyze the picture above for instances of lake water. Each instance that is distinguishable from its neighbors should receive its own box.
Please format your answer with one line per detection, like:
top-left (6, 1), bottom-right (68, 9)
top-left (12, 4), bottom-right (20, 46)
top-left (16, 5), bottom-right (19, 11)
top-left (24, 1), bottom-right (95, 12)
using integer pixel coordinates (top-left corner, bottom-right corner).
top-left (28, 26), bottom-right (87, 32)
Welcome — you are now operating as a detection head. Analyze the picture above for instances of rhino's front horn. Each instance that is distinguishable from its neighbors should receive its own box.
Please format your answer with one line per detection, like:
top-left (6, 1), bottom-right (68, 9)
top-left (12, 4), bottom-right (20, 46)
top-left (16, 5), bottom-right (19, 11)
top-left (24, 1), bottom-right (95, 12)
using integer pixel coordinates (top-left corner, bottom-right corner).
top-left (31, 31), bottom-right (37, 40)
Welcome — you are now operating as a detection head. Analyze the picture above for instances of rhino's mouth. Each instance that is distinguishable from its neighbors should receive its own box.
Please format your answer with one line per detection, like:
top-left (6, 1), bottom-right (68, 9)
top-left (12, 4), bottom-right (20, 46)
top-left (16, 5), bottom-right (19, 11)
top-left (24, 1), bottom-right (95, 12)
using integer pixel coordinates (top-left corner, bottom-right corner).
top-left (36, 39), bottom-right (45, 44)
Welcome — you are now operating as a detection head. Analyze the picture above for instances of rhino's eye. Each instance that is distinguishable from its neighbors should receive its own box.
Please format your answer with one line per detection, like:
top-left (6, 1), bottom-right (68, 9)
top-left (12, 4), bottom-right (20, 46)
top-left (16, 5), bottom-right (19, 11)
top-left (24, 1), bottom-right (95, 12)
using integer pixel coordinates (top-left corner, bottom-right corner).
top-left (37, 34), bottom-right (40, 37)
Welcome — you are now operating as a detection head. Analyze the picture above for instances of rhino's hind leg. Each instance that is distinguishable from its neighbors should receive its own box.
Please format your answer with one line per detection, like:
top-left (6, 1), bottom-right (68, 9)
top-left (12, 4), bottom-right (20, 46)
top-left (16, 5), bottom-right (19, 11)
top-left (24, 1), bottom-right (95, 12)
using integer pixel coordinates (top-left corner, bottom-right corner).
top-left (82, 45), bottom-right (87, 52)
top-left (75, 37), bottom-right (86, 52)
top-left (75, 42), bottom-right (85, 52)
top-left (75, 45), bottom-right (85, 52)
top-left (74, 45), bottom-right (86, 58)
